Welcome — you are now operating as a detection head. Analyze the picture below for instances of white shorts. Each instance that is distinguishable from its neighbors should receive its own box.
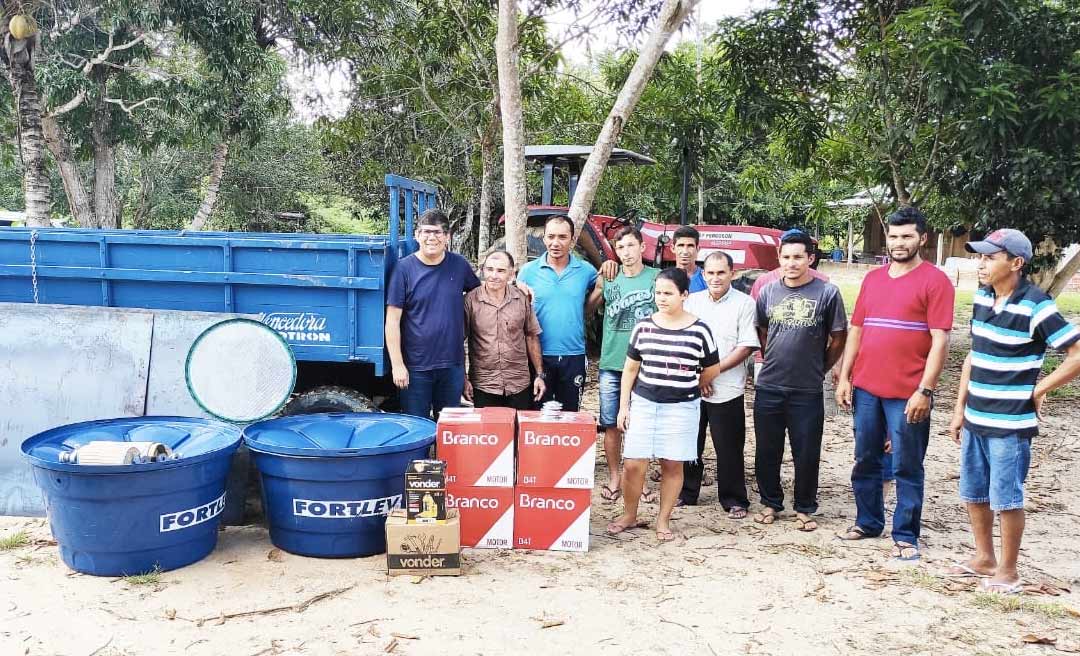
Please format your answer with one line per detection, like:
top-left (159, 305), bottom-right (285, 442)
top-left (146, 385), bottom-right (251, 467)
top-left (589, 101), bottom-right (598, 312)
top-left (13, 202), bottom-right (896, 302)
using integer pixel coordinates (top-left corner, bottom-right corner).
top-left (622, 393), bottom-right (700, 461)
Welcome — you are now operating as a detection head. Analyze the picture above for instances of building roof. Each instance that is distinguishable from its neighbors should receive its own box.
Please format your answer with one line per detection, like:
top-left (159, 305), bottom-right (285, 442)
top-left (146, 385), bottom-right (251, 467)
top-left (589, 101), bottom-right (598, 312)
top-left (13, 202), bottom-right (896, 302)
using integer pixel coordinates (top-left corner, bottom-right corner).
top-left (524, 145), bottom-right (656, 167)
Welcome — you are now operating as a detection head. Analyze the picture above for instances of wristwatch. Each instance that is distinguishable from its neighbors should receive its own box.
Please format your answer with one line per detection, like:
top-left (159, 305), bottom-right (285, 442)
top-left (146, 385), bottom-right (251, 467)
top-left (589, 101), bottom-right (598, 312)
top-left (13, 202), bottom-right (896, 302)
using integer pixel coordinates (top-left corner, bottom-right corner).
top-left (918, 387), bottom-right (934, 398)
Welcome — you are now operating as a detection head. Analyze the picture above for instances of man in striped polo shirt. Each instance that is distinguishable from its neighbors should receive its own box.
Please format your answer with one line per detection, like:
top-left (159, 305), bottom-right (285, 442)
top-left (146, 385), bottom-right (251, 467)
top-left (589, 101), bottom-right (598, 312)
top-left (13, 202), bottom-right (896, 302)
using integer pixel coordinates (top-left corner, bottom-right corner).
top-left (947, 229), bottom-right (1080, 592)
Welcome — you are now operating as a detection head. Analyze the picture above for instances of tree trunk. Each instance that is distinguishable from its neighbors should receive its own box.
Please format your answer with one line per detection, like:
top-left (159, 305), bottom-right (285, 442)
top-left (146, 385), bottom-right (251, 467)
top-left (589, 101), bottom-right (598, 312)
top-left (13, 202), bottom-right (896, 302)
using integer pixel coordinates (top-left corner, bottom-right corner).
top-left (495, 0), bottom-right (528, 267)
top-left (90, 79), bottom-right (118, 228)
top-left (567, 0), bottom-right (701, 238)
top-left (42, 116), bottom-right (96, 228)
top-left (189, 140), bottom-right (230, 231)
top-left (478, 136), bottom-right (496, 258)
top-left (6, 39), bottom-right (50, 226)
top-left (1047, 247), bottom-right (1080, 298)
top-left (455, 144), bottom-right (477, 261)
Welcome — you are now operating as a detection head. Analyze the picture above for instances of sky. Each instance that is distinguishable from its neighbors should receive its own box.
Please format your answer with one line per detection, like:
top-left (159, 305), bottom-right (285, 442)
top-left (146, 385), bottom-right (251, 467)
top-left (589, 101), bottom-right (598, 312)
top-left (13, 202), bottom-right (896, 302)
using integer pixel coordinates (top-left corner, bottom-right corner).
top-left (289, 0), bottom-right (769, 121)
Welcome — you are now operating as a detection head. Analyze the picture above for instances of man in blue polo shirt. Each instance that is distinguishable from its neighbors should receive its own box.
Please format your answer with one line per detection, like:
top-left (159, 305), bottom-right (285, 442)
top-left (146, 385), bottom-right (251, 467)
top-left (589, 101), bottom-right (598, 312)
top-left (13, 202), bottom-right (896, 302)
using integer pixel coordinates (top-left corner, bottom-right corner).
top-left (947, 229), bottom-right (1080, 593)
top-left (517, 215), bottom-right (598, 411)
top-left (386, 210), bottom-right (481, 419)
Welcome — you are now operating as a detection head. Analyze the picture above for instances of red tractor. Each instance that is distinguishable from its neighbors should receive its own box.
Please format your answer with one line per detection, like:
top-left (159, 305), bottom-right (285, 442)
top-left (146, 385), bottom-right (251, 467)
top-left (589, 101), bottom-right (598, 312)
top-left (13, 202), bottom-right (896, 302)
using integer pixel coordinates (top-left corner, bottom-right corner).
top-left (499, 145), bottom-right (807, 289)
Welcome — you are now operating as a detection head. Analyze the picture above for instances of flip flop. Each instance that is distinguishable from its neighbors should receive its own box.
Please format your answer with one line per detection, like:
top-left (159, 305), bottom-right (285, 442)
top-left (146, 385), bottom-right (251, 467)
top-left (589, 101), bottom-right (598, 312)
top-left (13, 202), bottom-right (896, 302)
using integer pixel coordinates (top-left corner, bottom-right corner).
top-left (942, 562), bottom-right (992, 579)
top-left (600, 484), bottom-right (621, 502)
top-left (640, 488), bottom-right (657, 504)
top-left (607, 520), bottom-right (648, 535)
top-left (980, 579), bottom-right (1023, 595)
top-left (891, 541), bottom-right (921, 562)
top-left (836, 525), bottom-right (876, 541)
top-left (794, 515), bottom-right (818, 532)
top-left (753, 509), bottom-right (777, 525)
top-left (728, 507), bottom-right (748, 520)
top-left (656, 529), bottom-right (677, 543)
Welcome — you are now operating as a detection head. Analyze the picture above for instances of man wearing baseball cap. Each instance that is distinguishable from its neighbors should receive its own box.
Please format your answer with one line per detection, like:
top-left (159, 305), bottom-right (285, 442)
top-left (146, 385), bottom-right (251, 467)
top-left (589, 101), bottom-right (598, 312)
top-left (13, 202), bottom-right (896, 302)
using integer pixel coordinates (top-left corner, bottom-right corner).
top-left (946, 229), bottom-right (1080, 592)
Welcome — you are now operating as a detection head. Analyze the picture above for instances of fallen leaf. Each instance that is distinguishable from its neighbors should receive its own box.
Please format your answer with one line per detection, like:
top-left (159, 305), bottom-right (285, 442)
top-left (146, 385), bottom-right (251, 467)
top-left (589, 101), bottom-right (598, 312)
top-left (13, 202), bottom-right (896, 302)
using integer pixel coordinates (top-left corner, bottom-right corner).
top-left (391, 633), bottom-right (419, 640)
top-left (1056, 642), bottom-right (1080, 654)
top-left (1022, 634), bottom-right (1056, 645)
top-left (411, 576), bottom-right (428, 584)
top-left (164, 608), bottom-right (176, 620)
top-left (384, 638), bottom-right (399, 653)
top-left (541, 619), bottom-right (564, 629)
top-left (267, 549), bottom-right (285, 563)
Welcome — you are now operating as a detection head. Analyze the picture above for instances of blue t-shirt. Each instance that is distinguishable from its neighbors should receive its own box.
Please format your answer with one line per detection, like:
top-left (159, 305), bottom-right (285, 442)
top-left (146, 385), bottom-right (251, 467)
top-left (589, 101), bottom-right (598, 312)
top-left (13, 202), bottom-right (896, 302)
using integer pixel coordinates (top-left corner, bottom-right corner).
top-left (518, 254), bottom-right (598, 356)
top-left (387, 252), bottom-right (480, 371)
top-left (689, 268), bottom-right (707, 293)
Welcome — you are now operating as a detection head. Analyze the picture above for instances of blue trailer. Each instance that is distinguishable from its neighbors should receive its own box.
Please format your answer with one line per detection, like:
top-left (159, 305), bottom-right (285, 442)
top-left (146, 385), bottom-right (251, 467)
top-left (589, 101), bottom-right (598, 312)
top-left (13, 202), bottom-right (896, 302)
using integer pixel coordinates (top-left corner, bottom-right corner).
top-left (0, 175), bottom-right (439, 413)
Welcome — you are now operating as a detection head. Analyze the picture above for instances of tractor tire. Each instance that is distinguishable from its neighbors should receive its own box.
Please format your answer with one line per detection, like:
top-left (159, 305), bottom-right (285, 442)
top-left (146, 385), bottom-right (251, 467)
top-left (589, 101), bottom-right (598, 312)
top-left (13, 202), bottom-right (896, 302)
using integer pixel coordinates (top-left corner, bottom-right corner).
top-left (282, 386), bottom-right (379, 415)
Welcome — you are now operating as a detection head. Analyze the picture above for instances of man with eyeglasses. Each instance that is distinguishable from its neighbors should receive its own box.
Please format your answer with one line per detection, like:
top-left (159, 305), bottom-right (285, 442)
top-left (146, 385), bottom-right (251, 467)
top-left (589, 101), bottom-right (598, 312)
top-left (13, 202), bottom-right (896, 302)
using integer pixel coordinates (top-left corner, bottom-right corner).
top-left (386, 209), bottom-right (480, 419)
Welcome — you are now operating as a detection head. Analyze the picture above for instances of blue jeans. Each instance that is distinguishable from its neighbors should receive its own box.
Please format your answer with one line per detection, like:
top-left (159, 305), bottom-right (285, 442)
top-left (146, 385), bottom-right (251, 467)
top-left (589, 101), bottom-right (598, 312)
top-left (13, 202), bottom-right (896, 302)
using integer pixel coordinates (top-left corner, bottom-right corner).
top-left (959, 428), bottom-right (1031, 511)
top-left (398, 365), bottom-right (465, 420)
top-left (851, 388), bottom-right (930, 544)
top-left (598, 369), bottom-right (622, 428)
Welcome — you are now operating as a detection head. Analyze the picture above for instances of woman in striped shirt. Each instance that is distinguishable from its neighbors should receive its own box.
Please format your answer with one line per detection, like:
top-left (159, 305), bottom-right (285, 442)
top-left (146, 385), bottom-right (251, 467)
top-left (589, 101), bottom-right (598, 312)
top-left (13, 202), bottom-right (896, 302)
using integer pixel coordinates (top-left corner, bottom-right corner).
top-left (609, 268), bottom-right (720, 542)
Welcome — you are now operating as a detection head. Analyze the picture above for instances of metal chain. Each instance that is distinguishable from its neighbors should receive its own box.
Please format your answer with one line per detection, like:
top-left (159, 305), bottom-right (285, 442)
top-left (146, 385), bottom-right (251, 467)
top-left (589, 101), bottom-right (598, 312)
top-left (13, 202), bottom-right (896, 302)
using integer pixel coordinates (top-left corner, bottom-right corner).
top-left (29, 229), bottom-right (39, 304)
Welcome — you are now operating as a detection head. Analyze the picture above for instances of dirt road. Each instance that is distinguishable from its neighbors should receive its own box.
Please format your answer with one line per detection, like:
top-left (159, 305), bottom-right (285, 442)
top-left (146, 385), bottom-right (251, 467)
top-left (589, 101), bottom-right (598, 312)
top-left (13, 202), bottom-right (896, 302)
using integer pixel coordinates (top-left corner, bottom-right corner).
top-left (3, 315), bottom-right (1079, 656)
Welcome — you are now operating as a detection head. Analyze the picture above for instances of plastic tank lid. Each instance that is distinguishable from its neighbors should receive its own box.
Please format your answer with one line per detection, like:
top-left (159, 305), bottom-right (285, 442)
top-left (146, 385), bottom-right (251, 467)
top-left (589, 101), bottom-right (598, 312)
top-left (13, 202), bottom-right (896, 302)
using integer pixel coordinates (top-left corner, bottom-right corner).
top-left (21, 417), bottom-right (243, 473)
top-left (243, 412), bottom-right (435, 457)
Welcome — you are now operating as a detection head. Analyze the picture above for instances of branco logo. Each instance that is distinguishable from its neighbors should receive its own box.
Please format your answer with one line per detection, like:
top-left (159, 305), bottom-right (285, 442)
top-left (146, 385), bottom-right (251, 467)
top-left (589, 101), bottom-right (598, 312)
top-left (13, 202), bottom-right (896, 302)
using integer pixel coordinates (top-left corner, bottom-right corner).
top-left (518, 493), bottom-right (576, 511)
top-left (159, 493), bottom-right (227, 532)
top-left (522, 430), bottom-right (581, 447)
top-left (293, 496), bottom-right (401, 518)
top-left (447, 492), bottom-right (500, 509)
top-left (441, 430), bottom-right (498, 445)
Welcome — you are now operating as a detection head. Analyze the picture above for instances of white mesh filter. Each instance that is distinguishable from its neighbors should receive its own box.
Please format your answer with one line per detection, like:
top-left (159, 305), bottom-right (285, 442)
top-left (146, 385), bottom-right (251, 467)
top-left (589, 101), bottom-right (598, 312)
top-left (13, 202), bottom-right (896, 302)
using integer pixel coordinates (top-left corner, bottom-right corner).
top-left (185, 319), bottom-right (296, 422)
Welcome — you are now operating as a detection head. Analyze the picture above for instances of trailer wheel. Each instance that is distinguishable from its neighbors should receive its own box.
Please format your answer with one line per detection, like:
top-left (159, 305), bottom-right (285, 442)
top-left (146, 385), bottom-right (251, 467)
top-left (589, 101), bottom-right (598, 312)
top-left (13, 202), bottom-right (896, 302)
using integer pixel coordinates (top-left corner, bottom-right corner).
top-left (282, 386), bottom-right (380, 415)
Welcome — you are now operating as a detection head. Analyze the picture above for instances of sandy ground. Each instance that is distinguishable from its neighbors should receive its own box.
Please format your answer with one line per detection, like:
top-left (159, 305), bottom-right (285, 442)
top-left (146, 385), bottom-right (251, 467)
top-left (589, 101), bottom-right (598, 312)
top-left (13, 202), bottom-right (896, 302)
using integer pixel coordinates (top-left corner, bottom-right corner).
top-left (3, 313), bottom-right (1080, 656)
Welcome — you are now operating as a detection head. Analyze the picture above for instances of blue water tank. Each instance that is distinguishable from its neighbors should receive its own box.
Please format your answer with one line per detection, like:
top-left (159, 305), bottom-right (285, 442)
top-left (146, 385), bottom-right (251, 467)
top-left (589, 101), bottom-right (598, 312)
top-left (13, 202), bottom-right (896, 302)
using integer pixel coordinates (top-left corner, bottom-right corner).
top-left (21, 417), bottom-right (242, 576)
top-left (243, 412), bottom-right (435, 558)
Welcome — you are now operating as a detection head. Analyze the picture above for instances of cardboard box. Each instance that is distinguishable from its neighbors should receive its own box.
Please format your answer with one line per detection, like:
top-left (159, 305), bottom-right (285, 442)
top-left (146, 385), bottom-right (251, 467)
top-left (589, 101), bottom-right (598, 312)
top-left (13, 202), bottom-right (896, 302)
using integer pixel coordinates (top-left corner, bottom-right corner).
top-left (446, 486), bottom-right (514, 549)
top-left (516, 410), bottom-right (596, 489)
top-left (385, 509), bottom-right (461, 576)
top-left (405, 459), bottom-right (447, 524)
top-left (436, 407), bottom-right (516, 487)
top-left (513, 487), bottom-right (591, 552)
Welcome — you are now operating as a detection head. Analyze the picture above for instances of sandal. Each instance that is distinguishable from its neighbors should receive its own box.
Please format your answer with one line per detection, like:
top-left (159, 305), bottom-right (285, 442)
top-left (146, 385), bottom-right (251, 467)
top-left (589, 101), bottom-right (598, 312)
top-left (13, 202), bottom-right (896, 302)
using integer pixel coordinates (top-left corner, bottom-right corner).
top-left (753, 508), bottom-right (776, 525)
top-left (728, 507), bottom-right (748, 520)
top-left (600, 484), bottom-right (621, 502)
top-left (837, 525), bottom-right (875, 541)
top-left (979, 579), bottom-right (1023, 595)
top-left (794, 514), bottom-right (818, 532)
top-left (656, 528), bottom-right (677, 543)
top-left (942, 562), bottom-right (992, 579)
top-left (641, 488), bottom-right (657, 504)
top-left (649, 469), bottom-right (662, 483)
top-left (891, 541), bottom-right (920, 561)
top-left (607, 520), bottom-right (648, 535)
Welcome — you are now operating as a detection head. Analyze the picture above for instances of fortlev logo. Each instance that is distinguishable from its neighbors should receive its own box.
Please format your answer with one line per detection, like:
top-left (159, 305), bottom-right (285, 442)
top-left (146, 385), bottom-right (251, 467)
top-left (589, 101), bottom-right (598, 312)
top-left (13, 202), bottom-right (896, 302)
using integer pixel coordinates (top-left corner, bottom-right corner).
top-left (293, 495), bottom-right (401, 518)
top-left (160, 492), bottom-right (227, 532)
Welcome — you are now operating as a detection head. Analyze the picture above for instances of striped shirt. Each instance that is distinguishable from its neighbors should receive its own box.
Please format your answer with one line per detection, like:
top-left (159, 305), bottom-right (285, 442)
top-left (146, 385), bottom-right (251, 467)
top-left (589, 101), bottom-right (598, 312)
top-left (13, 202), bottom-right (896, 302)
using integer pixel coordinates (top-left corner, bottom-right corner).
top-left (965, 280), bottom-right (1080, 438)
top-left (626, 318), bottom-right (719, 403)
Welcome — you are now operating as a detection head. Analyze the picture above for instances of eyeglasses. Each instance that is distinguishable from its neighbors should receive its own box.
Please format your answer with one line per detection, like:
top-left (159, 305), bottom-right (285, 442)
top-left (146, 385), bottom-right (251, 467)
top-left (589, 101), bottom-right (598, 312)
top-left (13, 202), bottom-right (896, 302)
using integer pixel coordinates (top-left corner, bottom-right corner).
top-left (418, 228), bottom-right (445, 238)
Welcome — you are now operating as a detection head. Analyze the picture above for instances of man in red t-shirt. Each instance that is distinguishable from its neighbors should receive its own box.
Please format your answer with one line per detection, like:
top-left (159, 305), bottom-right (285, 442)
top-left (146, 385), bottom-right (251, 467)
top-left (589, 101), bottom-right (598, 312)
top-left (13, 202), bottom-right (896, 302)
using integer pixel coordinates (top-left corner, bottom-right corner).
top-left (835, 207), bottom-right (954, 561)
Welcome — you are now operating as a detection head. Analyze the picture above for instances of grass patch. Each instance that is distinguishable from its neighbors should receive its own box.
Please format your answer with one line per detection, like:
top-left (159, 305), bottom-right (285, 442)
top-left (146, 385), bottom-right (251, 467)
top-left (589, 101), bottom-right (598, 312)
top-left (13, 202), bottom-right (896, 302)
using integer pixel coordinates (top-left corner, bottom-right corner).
top-left (971, 592), bottom-right (1075, 619)
top-left (1042, 354), bottom-right (1080, 399)
top-left (901, 568), bottom-right (947, 592)
top-left (0, 531), bottom-right (29, 551)
top-left (123, 565), bottom-right (162, 586)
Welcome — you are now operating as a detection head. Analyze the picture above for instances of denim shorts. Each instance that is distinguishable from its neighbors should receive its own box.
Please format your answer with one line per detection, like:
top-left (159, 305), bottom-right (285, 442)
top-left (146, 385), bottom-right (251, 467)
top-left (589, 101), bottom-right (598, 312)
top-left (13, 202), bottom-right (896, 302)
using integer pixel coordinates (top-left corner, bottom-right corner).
top-left (959, 428), bottom-right (1032, 511)
top-left (598, 369), bottom-right (622, 428)
top-left (623, 393), bottom-right (699, 461)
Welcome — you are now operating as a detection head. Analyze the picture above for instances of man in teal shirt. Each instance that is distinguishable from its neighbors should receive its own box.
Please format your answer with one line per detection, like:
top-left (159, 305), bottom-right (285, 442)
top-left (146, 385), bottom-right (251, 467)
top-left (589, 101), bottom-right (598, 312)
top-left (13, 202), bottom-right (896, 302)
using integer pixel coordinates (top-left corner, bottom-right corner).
top-left (587, 226), bottom-right (658, 501)
top-left (517, 215), bottom-right (598, 411)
